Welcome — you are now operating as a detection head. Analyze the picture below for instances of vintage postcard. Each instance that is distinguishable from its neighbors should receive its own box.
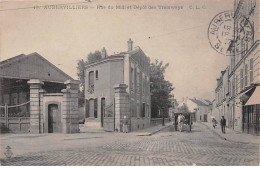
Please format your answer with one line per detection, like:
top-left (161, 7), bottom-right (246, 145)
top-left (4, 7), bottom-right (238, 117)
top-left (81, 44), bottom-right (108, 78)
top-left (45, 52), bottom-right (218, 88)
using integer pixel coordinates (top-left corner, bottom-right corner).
top-left (0, 0), bottom-right (259, 166)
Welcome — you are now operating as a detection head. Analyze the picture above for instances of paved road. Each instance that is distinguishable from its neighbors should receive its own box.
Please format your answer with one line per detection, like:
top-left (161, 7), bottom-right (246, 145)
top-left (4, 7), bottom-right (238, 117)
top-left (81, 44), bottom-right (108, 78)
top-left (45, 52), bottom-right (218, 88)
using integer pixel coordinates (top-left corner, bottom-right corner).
top-left (0, 123), bottom-right (259, 166)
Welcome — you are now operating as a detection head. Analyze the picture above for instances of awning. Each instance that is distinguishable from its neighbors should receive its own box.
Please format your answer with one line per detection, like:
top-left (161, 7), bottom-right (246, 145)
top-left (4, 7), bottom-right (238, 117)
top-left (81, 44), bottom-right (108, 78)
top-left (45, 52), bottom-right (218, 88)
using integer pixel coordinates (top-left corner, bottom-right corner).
top-left (245, 86), bottom-right (260, 106)
top-left (237, 87), bottom-right (253, 99)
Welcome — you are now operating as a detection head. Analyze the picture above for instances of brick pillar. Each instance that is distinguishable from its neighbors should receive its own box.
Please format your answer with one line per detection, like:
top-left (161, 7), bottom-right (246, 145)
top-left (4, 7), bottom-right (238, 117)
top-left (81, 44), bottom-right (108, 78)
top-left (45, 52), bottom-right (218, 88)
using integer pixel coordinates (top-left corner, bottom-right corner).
top-left (39, 89), bottom-right (45, 133)
top-left (114, 84), bottom-right (130, 132)
top-left (61, 80), bottom-right (80, 134)
top-left (28, 79), bottom-right (43, 134)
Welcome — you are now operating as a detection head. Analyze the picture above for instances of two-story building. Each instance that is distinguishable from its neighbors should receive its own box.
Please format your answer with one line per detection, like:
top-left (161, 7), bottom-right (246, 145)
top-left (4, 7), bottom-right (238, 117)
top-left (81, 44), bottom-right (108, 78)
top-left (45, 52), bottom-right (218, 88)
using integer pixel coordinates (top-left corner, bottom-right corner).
top-left (84, 39), bottom-right (151, 132)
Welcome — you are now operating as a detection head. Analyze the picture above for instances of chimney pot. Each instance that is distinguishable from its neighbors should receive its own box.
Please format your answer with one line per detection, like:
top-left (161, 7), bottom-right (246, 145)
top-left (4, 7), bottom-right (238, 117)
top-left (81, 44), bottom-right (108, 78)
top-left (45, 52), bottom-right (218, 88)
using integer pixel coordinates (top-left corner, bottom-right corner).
top-left (127, 38), bottom-right (133, 52)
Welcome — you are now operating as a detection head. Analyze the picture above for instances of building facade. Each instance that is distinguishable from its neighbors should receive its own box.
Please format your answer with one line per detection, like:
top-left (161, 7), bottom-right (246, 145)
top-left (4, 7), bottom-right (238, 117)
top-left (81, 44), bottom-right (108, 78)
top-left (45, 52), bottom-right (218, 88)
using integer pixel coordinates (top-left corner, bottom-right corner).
top-left (214, 0), bottom-right (260, 135)
top-left (215, 67), bottom-right (232, 127)
top-left (85, 39), bottom-right (151, 132)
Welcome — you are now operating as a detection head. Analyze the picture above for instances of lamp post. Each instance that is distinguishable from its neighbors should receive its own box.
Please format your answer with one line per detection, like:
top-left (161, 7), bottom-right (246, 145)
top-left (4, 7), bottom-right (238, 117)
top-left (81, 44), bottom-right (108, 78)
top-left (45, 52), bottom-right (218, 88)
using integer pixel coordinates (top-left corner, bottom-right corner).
top-left (162, 108), bottom-right (165, 126)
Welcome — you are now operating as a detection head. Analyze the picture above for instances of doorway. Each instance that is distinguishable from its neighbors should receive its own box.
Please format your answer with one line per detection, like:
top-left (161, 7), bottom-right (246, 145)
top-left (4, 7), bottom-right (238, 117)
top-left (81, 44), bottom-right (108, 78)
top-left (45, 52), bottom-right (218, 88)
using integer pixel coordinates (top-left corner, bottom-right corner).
top-left (204, 114), bottom-right (207, 122)
top-left (48, 104), bottom-right (60, 133)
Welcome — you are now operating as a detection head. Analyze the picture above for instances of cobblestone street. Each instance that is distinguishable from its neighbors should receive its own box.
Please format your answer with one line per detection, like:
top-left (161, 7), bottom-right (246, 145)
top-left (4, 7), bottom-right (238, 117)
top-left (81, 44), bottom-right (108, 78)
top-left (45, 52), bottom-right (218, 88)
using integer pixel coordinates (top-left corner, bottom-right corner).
top-left (0, 123), bottom-right (259, 166)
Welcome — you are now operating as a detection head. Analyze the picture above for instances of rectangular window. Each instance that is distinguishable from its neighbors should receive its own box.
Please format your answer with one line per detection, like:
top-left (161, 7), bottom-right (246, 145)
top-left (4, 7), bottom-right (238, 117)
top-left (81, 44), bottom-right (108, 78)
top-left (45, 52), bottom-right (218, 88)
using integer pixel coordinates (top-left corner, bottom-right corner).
top-left (147, 78), bottom-right (149, 95)
top-left (232, 80), bottom-right (235, 96)
top-left (147, 105), bottom-right (150, 117)
top-left (139, 73), bottom-right (142, 93)
top-left (95, 70), bottom-right (98, 79)
top-left (130, 68), bottom-right (134, 90)
top-left (250, 58), bottom-right (254, 83)
top-left (142, 103), bottom-right (146, 117)
top-left (137, 102), bottom-right (140, 117)
top-left (89, 71), bottom-right (94, 92)
top-left (245, 64), bottom-right (248, 87)
top-left (236, 75), bottom-right (238, 94)
top-left (137, 72), bottom-right (140, 92)
top-left (131, 100), bottom-right (136, 117)
top-left (94, 98), bottom-right (98, 118)
top-left (240, 69), bottom-right (244, 90)
top-left (142, 77), bottom-right (145, 94)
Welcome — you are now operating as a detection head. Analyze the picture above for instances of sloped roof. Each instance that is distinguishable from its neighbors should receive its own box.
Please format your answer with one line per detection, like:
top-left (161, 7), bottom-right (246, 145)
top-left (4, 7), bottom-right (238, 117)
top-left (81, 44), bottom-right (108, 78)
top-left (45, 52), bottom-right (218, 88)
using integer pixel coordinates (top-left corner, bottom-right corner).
top-left (189, 98), bottom-right (208, 106)
top-left (204, 99), bottom-right (212, 104)
top-left (0, 52), bottom-right (73, 83)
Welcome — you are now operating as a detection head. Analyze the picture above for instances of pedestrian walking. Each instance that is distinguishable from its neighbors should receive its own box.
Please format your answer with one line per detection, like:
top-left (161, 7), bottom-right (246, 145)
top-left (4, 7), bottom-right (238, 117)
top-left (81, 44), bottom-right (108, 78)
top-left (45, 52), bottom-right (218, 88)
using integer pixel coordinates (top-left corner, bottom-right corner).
top-left (212, 118), bottom-right (217, 129)
top-left (220, 116), bottom-right (226, 134)
top-left (177, 114), bottom-right (185, 132)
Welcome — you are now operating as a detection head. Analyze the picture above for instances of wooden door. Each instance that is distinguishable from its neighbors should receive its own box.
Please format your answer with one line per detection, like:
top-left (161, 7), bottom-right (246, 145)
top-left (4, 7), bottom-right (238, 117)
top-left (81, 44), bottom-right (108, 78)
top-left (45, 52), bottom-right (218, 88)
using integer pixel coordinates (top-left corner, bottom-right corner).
top-left (48, 104), bottom-right (60, 133)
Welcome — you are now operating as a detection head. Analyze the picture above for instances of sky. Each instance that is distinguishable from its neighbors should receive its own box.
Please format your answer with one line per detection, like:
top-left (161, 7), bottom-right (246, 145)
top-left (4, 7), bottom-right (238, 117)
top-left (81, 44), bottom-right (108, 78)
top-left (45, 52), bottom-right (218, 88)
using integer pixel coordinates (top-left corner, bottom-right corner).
top-left (0, 0), bottom-right (234, 101)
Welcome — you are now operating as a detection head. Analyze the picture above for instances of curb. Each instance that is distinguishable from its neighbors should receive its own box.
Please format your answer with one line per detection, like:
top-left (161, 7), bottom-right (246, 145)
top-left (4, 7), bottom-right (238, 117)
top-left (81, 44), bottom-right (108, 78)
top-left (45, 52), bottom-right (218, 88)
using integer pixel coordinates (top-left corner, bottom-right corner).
top-left (137, 125), bottom-right (171, 136)
top-left (199, 122), bottom-right (259, 145)
top-left (149, 125), bottom-right (171, 136)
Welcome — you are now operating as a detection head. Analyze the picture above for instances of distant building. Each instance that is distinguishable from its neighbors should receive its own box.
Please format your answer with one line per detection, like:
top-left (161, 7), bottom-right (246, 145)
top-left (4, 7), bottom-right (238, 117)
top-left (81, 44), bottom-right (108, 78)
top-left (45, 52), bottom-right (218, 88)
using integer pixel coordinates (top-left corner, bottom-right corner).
top-left (177, 97), bottom-right (211, 122)
top-left (0, 53), bottom-right (79, 134)
top-left (84, 39), bottom-right (151, 132)
top-left (189, 98), bottom-right (211, 122)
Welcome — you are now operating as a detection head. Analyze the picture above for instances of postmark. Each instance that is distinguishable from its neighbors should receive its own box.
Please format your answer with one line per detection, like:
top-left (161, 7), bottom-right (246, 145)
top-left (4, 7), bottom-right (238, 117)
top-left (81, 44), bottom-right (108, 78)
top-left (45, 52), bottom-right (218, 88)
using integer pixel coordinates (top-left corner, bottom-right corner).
top-left (208, 11), bottom-right (254, 56)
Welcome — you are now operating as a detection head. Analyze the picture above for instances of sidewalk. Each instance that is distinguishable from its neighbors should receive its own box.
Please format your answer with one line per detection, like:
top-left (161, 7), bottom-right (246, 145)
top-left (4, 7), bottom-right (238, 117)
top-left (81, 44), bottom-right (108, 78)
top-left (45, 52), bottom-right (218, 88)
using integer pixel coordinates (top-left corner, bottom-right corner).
top-left (200, 122), bottom-right (260, 145)
top-left (131, 122), bottom-right (172, 136)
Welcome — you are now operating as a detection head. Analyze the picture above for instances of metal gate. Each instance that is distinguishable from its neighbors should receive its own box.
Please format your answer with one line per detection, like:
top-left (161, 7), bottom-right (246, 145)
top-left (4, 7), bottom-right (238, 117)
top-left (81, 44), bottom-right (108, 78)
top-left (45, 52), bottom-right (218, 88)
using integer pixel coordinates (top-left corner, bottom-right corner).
top-left (0, 101), bottom-right (30, 133)
top-left (103, 101), bottom-right (114, 131)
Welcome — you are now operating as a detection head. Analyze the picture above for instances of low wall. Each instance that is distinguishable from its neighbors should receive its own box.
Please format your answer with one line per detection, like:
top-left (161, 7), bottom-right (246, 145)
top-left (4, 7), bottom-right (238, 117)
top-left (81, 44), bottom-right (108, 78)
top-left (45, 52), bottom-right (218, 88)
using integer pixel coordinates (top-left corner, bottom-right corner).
top-left (0, 117), bottom-right (30, 133)
top-left (130, 117), bottom-right (150, 131)
top-left (150, 118), bottom-right (170, 126)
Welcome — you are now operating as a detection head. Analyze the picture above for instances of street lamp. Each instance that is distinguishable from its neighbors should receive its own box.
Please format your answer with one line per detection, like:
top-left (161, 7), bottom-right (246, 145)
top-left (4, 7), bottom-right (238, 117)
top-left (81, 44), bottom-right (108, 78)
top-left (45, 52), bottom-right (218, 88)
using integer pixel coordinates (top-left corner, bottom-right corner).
top-left (162, 108), bottom-right (165, 126)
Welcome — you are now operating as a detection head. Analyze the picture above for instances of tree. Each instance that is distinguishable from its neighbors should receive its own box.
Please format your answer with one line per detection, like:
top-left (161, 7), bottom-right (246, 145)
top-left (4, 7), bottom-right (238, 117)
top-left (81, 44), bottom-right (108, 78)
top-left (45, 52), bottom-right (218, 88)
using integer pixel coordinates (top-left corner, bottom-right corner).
top-left (87, 51), bottom-right (102, 64)
top-left (77, 59), bottom-right (86, 94)
top-left (178, 104), bottom-right (190, 114)
top-left (150, 59), bottom-right (174, 119)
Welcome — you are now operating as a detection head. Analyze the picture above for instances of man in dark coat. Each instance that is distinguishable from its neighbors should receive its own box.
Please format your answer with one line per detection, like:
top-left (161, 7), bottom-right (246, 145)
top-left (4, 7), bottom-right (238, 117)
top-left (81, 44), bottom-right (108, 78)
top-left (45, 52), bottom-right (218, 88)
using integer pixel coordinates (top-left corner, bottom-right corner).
top-left (220, 116), bottom-right (226, 134)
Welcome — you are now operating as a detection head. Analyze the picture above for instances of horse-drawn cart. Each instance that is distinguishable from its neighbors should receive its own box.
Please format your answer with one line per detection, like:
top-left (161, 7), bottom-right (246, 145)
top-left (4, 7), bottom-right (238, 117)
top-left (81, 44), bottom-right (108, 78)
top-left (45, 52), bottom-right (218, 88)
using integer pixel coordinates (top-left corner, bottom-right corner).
top-left (174, 113), bottom-right (193, 132)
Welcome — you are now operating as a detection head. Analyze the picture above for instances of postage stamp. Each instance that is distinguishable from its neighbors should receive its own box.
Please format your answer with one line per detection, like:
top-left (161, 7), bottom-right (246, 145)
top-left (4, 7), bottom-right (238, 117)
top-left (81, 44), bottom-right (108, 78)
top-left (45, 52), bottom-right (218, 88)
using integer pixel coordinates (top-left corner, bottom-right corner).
top-left (208, 10), bottom-right (254, 56)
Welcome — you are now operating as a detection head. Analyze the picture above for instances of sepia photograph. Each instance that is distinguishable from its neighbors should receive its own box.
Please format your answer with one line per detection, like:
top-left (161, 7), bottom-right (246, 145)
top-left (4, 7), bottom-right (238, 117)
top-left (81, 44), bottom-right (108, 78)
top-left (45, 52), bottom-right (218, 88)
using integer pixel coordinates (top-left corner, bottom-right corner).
top-left (0, 0), bottom-right (259, 166)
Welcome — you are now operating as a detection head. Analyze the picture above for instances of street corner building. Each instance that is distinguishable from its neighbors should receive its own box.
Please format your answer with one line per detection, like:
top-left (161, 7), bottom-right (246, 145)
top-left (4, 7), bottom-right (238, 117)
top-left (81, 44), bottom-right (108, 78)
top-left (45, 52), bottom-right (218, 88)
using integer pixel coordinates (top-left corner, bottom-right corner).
top-left (0, 53), bottom-right (80, 134)
top-left (213, 0), bottom-right (260, 135)
top-left (84, 39), bottom-right (151, 132)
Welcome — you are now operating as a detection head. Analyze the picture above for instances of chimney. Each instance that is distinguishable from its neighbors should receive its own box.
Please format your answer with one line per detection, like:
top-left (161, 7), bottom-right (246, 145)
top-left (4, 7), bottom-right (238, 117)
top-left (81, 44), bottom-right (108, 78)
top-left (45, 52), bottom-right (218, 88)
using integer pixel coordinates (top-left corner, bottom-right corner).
top-left (127, 38), bottom-right (133, 52)
top-left (101, 47), bottom-right (107, 59)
